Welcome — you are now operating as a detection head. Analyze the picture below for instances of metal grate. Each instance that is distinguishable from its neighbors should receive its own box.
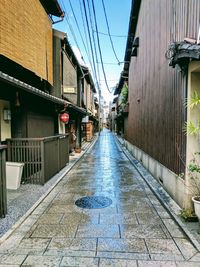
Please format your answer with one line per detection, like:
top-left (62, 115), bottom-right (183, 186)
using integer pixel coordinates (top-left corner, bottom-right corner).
top-left (75, 196), bottom-right (112, 209)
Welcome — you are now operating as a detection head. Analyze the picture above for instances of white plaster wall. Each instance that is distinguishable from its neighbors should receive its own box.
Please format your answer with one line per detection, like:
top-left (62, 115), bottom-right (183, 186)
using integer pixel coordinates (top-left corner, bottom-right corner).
top-left (0, 100), bottom-right (11, 141)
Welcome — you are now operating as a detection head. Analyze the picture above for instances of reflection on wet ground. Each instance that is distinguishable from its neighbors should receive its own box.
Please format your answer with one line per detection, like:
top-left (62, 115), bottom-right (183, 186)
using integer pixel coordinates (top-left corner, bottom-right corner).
top-left (0, 129), bottom-right (199, 266)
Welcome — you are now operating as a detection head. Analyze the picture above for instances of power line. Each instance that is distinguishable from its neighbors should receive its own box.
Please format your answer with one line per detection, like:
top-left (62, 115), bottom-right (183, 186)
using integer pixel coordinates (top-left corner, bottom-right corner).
top-left (68, 0), bottom-right (91, 64)
top-left (78, 0), bottom-right (95, 78)
top-left (82, 0), bottom-right (99, 89)
top-left (101, 0), bottom-right (120, 64)
top-left (86, 0), bottom-right (101, 85)
top-left (91, 0), bottom-right (112, 94)
top-left (94, 30), bottom-right (128, 38)
top-left (60, 0), bottom-right (99, 90)
top-left (60, 0), bottom-right (83, 60)
top-left (97, 61), bottom-right (121, 65)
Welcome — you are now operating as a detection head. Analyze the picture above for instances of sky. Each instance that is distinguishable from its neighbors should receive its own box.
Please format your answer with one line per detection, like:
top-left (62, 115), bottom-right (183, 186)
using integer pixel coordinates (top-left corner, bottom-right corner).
top-left (53, 0), bottom-right (132, 103)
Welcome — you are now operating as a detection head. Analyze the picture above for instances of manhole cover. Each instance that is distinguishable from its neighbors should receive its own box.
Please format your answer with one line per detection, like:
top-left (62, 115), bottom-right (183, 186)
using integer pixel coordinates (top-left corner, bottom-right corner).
top-left (75, 196), bottom-right (112, 209)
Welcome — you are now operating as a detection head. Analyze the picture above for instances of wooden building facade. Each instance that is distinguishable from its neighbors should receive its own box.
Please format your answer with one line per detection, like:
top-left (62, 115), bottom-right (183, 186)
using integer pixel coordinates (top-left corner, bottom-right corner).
top-left (119, 0), bottom-right (200, 207)
top-left (0, 0), bottom-right (68, 216)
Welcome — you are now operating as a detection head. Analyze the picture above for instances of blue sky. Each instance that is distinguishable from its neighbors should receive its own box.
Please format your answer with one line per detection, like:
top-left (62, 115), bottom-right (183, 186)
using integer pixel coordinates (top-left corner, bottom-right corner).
top-left (54, 0), bottom-right (132, 102)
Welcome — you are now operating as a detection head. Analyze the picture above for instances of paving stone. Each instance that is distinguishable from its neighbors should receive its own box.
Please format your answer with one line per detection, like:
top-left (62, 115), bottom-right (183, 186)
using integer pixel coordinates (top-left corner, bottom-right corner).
top-left (176, 261), bottom-right (200, 267)
top-left (96, 251), bottom-right (150, 260)
top-left (81, 205), bottom-right (118, 214)
top-left (99, 213), bottom-right (138, 224)
top-left (145, 238), bottom-right (182, 258)
top-left (76, 224), bottom-right (120, 238)
top-left (97, 238), bottom-right (147, 253)
top-left (0, 253), bottom-right (27, 265)
top-left (99, 258), bottom-right (137, 266)
top-left (48, 237), bottom-right (97, 251)
top-left (138, 260), bottom-right (177, 266)
top-left (174, 238), bottom-right (198, 260)
top-left (37, 213), bottom-right (64, 224)
top-left (44, 249), bottom-right (96, 257)
top-left (163, 219), bottom-right (186, 238)
top-left (31, 224), bottom-right (77, 238)
top-left (120, 224), bottom-right (168, 239)
top-left (60, 212), bottom-right (99, 224)
top-left (46, 204), bottom-right (82, 214)
top-left (136, 213), bottom-right (162, 224)
top-left (189, 253), bottom-right (200, 261)
top-left (60, 256), bottom-right (99, 266)
top-left (18, 238), bottom-right (51, 249)
top-left (21, 255), bottom-right (62, 266)
top-left (0, 233), bottom-right (24, 253)
top-left (150, 253), bottom-right (184, 261)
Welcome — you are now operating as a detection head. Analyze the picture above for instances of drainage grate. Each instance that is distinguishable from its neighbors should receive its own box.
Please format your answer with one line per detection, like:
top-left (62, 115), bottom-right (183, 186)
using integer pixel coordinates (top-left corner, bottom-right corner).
top-left (75, 196), bottom-right (112, 209)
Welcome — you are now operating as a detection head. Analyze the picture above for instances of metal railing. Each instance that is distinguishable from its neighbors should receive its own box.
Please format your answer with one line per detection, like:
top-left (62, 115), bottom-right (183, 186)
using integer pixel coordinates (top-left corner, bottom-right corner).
top-left (7, 134), bottom-right (69, 185)
top-left (0, 145), bottom-right (7, 218)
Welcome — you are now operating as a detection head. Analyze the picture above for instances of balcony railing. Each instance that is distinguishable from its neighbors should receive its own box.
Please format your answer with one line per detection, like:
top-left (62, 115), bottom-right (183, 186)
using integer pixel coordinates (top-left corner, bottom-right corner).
top-left (7, 134), bottom-right (69, 185)
top-left (0, 145), bottom-right (7, 218)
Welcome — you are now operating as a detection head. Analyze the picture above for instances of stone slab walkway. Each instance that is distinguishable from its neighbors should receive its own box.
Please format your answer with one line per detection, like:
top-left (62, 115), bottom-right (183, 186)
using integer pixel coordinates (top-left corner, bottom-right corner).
top-left (0, 129), bottom-right (200, 266)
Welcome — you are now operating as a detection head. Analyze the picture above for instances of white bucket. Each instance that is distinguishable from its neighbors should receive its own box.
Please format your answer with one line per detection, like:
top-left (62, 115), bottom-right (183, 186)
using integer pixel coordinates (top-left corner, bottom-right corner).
top-left (6, 162), bottom-right (24, 190)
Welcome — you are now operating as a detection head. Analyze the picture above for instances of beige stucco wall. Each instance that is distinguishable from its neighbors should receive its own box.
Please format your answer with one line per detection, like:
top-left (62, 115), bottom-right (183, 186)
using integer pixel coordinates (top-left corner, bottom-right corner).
top-left (0, 100), bottom-right (11, 141)
top-left (184, 62), bottom-right (200, 206)
top-left (0, 0), bottom-right (53, 84)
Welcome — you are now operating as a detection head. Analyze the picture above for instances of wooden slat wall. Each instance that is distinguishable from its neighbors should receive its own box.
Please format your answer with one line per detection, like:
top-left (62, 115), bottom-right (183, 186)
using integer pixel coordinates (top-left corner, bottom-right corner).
top-left (127, 0), bottom-right (200, 174)
top-left (0, 0), bottom-right (53, 84)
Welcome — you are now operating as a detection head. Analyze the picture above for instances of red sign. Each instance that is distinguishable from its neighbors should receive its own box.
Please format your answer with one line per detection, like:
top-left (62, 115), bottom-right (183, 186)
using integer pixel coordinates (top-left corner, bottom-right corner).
top-left (60, 113), bottom-right (69, 124)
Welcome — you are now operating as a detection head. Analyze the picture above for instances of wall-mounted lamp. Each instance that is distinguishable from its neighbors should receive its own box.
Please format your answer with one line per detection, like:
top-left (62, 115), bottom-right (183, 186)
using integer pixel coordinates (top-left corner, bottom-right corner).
top-left (131, 47), bottom-right (137, 57)
top-left (3, 109), bottom-right (11, 121)
top-left (131, 37), bottom-right (139, 57)
top-left (133, 37), bottom-right (139, 47)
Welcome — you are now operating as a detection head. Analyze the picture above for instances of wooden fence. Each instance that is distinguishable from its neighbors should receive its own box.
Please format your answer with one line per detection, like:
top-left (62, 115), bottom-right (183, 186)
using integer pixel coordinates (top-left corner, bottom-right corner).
top-left (0, 145), bottom-right (7, 218)
top-left (7, 134), bottom-right (69, 185)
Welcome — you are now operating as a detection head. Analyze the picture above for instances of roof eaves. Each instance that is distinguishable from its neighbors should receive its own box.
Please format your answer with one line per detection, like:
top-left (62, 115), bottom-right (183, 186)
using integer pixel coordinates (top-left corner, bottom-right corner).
top-left (40, 0), bottom-right (64, 17)
top-left (123, 0), bottom-right (141, 74)
top-left (0, 71), bottom-right (67, 106)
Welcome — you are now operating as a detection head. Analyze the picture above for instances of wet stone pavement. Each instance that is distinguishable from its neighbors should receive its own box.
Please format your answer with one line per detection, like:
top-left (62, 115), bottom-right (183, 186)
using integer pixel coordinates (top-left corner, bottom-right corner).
top-left (0, 129), bottom-right (200, 266)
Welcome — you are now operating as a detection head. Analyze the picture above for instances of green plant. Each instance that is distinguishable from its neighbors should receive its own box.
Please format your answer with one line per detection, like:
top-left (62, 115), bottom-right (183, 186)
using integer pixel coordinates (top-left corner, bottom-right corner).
top-left (185, 90), bottom-right (200, 135)
top-left (180, 208), bottom-right (198, 222)
top-left (119, 83), bottom-right (128, 110)
top-left (184, 90), bottom-right (200, 198)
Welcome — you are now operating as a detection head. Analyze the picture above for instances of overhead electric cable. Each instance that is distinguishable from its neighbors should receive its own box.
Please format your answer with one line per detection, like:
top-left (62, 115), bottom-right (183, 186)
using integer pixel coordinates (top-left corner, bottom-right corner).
top-left (68, 0), bottom-right (92, 66)
top-left (101, 0), bottom-right (121, 64)
top-left (82, 0), bottom-right (99, 87)
top-left (97, 61), bottom-right (121, 65)
top-left (86, 0), bottom-right (101, 85)
top-left (94, 30), bottom-right (128, 38)
top-left (60, 0), bottom-right (83, 60)
top-left (78, 0), bottom-right (96, 79)
top-left (91, 0), bottom-right (112, 93)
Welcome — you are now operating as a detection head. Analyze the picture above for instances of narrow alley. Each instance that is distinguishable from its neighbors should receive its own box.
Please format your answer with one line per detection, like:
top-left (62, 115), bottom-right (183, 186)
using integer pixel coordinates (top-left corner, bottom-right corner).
top-left (0, 129), bottom-right (199, 266)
